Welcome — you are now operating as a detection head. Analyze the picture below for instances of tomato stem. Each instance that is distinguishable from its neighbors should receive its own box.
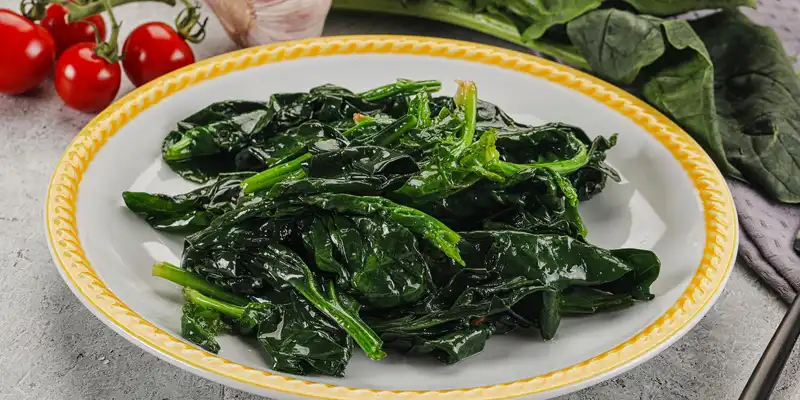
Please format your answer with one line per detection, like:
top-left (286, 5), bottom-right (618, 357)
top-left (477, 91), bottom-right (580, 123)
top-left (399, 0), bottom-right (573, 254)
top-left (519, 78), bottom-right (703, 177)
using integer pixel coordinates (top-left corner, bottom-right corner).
top-left (91, 0), bottom-right (122, 63)
top-left (19, 0), bottom-right (47, 20)
top-left (175, 0), bottom-right (207, 43)
top-left (63, 0), bottom-right (177, 22)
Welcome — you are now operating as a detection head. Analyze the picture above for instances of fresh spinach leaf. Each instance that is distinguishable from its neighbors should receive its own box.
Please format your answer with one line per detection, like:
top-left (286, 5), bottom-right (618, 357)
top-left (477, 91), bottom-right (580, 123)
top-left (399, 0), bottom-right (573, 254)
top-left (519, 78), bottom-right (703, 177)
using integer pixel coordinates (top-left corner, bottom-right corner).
top-left (621, 0), bottom-right (754, 16)
top-left (692, 11), bottom-right (800, 203)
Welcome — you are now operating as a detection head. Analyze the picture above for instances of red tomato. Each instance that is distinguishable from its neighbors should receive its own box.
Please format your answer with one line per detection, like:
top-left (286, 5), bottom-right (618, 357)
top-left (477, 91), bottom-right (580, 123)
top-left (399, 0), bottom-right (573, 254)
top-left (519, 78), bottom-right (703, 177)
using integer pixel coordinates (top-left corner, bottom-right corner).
top-left (55, 42), bottom-right (121, 112)
top-left (122, 22), bottom-right (195, 87)
top-left (40, 4), bottom-right (106, 56)
top-left (0, 9), bottom-right (56, 95)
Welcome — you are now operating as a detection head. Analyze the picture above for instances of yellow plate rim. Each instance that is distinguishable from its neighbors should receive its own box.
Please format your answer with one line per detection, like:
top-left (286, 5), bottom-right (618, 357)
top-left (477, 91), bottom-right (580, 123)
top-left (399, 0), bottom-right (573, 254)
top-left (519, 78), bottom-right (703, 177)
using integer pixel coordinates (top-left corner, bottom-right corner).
top-left (45, 35), bottom-right (737, 399)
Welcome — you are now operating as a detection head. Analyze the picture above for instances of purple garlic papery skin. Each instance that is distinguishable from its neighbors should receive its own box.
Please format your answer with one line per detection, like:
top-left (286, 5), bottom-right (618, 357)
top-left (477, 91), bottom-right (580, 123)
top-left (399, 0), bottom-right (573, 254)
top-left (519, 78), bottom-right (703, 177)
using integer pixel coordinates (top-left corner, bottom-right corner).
top-left (203, 0), bottom-right (332, 48)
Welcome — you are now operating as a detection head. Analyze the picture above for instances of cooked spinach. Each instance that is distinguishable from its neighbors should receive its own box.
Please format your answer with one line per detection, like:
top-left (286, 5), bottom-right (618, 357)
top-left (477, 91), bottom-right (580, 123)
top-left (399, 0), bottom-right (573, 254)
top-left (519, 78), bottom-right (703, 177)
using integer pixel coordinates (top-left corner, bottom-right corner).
top-left (129, 79), bottom-right (661, 377)
top-left (182, 287), bottom-right (354, 376)
top-left (122, 172), bottom-right (253, 234)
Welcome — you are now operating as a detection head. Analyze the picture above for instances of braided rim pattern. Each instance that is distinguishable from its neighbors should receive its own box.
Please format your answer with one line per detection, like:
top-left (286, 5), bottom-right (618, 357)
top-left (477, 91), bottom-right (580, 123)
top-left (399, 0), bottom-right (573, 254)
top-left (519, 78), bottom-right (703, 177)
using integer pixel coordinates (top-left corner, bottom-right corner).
top-left (45, 35), bottom-right (737, 399)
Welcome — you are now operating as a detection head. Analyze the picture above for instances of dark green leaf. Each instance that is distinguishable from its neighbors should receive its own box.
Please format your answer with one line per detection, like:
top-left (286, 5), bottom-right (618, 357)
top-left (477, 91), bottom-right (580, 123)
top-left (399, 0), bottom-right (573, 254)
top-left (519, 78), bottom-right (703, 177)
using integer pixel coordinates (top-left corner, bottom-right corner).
top-left (251, 293), bottom-right (354, 377)
top-left (238, 121), bottom-right (348, 170)
top-left (566, 10), bottom-right (666, 85)
top-left (692, 11), bottom-right (800, 203)
top-left (621, 0), bottom-right (754, 16)
top-left (301, 194), bottom-right (464, 266)
top-left (122, 172), bottom-right (253, 233)
top-left (180, 301), bottom-right (231, 353)
top-left (326, 215), bottom-right (432, 309)
top-left (163, 101), bottom-right (274, 162)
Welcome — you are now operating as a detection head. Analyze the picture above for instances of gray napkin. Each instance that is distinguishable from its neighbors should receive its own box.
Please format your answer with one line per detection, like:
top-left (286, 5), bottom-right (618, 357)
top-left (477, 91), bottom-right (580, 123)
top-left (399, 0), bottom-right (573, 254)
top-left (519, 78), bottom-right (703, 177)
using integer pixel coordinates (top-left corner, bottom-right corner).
top-left (729, 179), bottom-right (800, 303)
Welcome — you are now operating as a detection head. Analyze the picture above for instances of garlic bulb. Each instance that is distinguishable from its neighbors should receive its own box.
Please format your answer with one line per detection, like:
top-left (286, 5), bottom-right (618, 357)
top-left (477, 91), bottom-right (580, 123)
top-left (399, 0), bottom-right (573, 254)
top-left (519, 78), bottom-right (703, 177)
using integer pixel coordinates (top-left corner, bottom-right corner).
top-left (204, 0), bottom-right (332, 48)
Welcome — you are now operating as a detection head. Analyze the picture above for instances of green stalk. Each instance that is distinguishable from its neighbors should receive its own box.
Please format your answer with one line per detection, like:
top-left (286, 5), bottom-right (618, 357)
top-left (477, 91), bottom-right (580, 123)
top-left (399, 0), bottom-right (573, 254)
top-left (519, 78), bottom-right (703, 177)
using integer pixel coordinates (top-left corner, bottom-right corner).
top-left (183, 288), bottom-right (246, 319)
top-left (454, 80), bottom-right (478, 146)
top-left (241, 153), bottom-right (312, 194)
top-left (374, 115), bottom-right (418, 146)
top-left (293, 281), bottom-right (387, 360)
top-left (331, 0), bottom-right (590, 70)
top-left (152, 262), bottom-right (249, 306)
top-left (359, 79), bottom-right (442, 101)
top-left (408, 91), bottom-right (432, 129)
top-left (63, 0), bottom-right (176, 21)
top-left (495, 144), bottom-right (589, 176)
top-left (242, 114), bottom-right (418, 194)
top-left (341, 117), bottom-right (377, 137)
top-left (163, 135), bottom-right (195, 161)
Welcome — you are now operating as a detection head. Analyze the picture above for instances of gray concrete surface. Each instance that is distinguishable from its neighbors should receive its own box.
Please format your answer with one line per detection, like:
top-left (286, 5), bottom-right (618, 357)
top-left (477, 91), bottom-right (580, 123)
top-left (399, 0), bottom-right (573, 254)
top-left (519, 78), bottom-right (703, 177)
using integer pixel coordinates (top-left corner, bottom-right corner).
top-left (1, 2), bottom-right (800, 399)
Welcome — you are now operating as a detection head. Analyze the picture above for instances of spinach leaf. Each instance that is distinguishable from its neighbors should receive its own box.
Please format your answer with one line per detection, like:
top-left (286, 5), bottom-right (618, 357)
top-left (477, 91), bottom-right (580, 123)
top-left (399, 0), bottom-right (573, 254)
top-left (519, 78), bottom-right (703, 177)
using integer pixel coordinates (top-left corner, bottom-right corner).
top-left (413, 167), bottom-right (585, 237)
top-left (460, 230), bottom-right (649, 288)
top-left (163, 104), bottom-right (274, 162)
top-left (566, 9), bottom-right (736, 177)
top-left (252, 292), bottom-right (354, 377)
top-left (621, 0), bottom-right (754, 16)
top-left (324, 215), bottom-right (432, 309)
top-left (162, 101), bottom-right (273, 182)
top-left (122, 172), bottom-right (253, 233)
top-left (691, 11), bottom-right (800, 203)
top-left (184, 238), bottom-right (386, 360)
top-left (565, 10), bottom-right (666, 85)
top-left (569, 133), bottom-right (620, 201)
top-left (182, 288), bottom-right (354, 376)
top-left (236, 121), bottom-right (348, 171)
top-left (301, 194), bottom-right (465, 266)
top-left (560, 287), bottom-right (635, 315)
top-left (241, 116), bottom-right (420, 194)
top-left (180, 300), bottom-right (231, 354)
top-left (381, 322), bottom-right (495, 364)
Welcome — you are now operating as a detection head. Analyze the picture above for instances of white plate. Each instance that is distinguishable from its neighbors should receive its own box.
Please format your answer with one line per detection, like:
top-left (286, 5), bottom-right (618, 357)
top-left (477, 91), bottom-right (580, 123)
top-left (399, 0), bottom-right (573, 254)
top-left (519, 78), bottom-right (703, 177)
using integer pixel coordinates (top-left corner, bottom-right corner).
top-left (45, 36), bottom-right (737, 399)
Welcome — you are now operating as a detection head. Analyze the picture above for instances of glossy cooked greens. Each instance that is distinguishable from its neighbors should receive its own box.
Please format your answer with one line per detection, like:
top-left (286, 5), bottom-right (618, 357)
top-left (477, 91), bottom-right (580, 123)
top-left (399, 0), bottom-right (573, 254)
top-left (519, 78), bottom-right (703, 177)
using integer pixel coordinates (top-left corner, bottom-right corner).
top-left (126, 79), bottom-right (660, 377)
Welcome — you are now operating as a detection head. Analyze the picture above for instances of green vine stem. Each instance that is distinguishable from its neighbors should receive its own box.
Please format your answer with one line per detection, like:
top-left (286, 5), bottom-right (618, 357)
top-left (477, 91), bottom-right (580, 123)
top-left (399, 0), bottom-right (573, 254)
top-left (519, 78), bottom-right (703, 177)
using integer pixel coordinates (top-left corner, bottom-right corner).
top-left (92, 0), bottom-right (122, 63)
top-left (63, 0), bottom-right (176, 22)
top-left (331, 0), bottom-right (590, 70)
top-left (19, 0), bottom-right (48, 20)
top-left (175, 0), bottom-right (208, 43)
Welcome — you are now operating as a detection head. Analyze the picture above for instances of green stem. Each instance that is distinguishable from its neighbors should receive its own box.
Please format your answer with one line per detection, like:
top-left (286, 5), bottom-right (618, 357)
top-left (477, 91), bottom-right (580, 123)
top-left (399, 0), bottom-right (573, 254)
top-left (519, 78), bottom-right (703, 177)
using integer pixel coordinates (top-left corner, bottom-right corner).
top-left (294, 280), bottom-right (386, 360)
top-left (64, 0), bottom-right (177, 21)
top-left (374, 115), bottom-right (418, 146)
top-left (341, 117), bottom-right (377, 137)
top-left (359, 79), bottom-right (442, 101)
top-left (454, 80), bottom-right (478, 146)
top-left (183, 288), bottom-right (245, 319)
top-left (242, 113), bottom-right (417, 193)
top-left (331, 0), bottom-right (590, 70)
top-left (241, 153), bottom-right (312, 194)
top-left (163, 135), bottom-right (196, 161)
top-left (152, 262), bottom-right (249, 306)
top-left (496, 143), bottom-right (589, 176)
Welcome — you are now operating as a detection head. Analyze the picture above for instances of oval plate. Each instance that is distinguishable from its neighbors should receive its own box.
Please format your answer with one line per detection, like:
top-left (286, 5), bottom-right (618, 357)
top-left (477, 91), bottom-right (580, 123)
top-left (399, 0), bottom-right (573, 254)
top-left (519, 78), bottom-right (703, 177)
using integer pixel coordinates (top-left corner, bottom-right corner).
top-left (45, 35), bottom-right (737, 399)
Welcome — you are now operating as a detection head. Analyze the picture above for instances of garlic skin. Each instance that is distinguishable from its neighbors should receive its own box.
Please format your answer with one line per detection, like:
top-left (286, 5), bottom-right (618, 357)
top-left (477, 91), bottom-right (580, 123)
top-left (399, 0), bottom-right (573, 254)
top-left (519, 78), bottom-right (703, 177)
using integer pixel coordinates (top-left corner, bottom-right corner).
top-left (204, 0), bottom-right (332, 48)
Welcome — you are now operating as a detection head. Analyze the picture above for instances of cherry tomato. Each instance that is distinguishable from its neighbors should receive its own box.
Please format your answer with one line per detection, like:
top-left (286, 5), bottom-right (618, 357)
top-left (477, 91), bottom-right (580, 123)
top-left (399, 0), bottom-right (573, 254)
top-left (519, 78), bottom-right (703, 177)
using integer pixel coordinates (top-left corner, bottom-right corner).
top-left (40, 3), bottom-right (106, 56)
top-left (55, 42), bottom-right (121, 112)
top-left (122, 22), bottom-right (195, 87)
top-left (0, 9), bottom-right (56, 95)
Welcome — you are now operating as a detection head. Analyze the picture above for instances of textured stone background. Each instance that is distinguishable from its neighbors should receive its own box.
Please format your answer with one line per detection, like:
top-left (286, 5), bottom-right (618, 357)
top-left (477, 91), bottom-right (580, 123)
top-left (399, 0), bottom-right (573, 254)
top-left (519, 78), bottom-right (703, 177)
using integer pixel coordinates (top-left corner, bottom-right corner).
top-left (1, 1), bottom-right (799, 399)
